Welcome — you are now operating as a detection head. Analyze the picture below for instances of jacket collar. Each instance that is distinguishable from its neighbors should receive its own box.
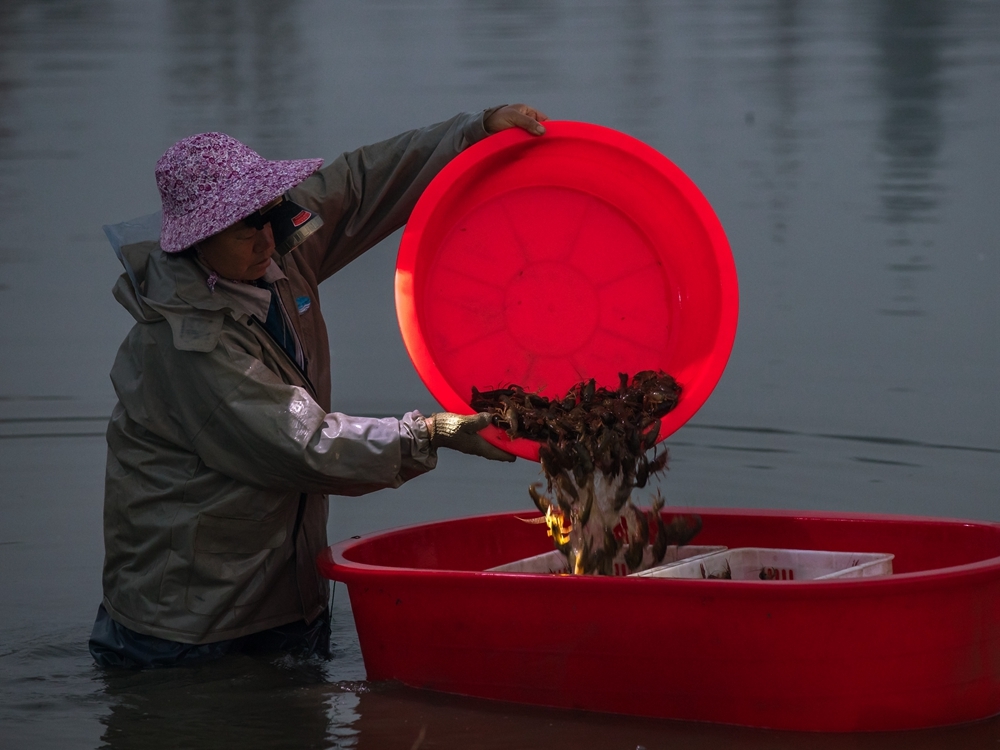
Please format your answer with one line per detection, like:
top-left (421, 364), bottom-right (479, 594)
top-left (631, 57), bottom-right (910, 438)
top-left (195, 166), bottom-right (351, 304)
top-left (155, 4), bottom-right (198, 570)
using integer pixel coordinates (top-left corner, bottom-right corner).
top-left (105, 212), bottom-right (288, 352)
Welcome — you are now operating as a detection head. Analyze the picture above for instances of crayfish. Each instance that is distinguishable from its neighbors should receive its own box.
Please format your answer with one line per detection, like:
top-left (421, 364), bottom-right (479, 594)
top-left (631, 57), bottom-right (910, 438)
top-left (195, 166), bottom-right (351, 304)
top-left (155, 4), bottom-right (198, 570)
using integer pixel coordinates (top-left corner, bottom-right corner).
top-left (472, 371), bottom-right (701, 575)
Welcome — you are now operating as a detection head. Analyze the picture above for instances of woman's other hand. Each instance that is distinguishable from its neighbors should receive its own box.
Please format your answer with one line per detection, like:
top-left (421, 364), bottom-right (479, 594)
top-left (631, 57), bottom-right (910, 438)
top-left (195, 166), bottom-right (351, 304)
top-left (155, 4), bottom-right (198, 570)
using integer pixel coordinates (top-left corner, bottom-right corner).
top-left (426, 412), bottom-right (516, 462)
top-left (485, 104), bottom-right (549, 136)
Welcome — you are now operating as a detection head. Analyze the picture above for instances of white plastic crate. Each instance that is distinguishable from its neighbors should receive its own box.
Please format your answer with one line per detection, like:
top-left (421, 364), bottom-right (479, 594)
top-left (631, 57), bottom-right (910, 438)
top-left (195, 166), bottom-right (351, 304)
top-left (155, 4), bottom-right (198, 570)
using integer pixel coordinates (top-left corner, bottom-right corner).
top-left (640, 547), bottom-right (894, 581)
top-left (486, 545), bottom-right (727, 576)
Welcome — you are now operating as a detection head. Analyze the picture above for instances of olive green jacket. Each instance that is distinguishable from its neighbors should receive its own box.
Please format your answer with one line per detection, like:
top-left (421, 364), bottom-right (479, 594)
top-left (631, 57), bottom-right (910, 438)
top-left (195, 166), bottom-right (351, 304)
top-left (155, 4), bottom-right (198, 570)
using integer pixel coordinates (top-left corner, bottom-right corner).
top-left (101, 111), bottom-right (492, 644)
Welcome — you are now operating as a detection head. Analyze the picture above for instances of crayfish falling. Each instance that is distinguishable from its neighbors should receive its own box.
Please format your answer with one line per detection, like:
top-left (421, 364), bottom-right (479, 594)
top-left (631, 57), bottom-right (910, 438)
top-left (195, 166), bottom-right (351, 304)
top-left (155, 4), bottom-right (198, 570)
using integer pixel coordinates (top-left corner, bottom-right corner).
top-left (471, 371), bottom-right (702, 576)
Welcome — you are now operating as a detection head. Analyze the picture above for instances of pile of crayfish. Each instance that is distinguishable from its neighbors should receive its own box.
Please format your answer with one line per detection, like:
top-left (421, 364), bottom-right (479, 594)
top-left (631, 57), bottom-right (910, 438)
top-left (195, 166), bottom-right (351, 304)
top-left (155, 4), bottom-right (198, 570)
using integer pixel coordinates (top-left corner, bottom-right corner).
top-left (471, 371), bottom-right (701, 576)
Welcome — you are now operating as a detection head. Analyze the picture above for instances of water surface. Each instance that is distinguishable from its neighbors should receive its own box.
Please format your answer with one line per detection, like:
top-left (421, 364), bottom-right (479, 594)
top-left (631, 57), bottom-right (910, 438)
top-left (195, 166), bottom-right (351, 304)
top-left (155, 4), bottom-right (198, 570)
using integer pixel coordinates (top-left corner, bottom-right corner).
top-left (1, 1), bottom-right (998, 747)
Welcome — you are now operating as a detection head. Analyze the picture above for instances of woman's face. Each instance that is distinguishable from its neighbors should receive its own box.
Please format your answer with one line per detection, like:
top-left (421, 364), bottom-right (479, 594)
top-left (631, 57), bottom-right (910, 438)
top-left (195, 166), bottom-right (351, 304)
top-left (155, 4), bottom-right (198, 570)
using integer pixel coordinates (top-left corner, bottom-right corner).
top-left (197, 219), bottom-right (275, 281)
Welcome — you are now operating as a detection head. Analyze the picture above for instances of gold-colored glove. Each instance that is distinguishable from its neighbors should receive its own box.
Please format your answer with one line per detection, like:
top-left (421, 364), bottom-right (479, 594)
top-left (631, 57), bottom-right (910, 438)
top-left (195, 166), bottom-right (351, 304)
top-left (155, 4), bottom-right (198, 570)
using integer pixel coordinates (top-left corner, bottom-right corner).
top-left (427, 412), bottom-right (516, 463)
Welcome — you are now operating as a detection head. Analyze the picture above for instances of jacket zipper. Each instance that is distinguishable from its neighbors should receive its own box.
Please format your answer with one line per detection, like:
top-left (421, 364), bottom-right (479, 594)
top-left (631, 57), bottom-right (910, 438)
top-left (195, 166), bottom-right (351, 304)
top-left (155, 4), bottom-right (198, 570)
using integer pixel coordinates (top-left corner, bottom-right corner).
top-left (248, 283), bottom-right (317, 617)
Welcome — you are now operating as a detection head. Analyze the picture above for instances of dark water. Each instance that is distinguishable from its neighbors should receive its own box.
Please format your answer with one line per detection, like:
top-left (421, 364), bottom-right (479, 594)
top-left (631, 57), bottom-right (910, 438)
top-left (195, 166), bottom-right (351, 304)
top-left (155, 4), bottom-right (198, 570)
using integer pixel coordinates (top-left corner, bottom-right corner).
top-left (1, 1), bottom-right (999, 747)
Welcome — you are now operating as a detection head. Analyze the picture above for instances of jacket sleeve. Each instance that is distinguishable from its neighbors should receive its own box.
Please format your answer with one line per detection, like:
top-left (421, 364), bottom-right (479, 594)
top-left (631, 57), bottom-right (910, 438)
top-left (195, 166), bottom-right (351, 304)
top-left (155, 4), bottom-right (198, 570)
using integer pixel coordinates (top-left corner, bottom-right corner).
top-left (287, 109), bottom-right (496, 283)
top-left (177, 333), bottom-right (437, 496)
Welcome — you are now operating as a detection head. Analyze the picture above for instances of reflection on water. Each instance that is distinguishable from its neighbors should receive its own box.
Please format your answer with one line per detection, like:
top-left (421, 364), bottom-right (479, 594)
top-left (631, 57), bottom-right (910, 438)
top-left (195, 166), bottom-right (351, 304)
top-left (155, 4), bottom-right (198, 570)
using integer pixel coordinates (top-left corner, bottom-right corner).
top-left (166, 0), bottom-right (308, 152)
top-left (458, 0), bottom-right (559, 87)
top-left (872, 0), bottom-right (947, 319)
top-left (875, 0), bottom-right (948, 318)
top-left (0, 0), bottom-right (115, 237)
top-left (0, 3), bottom-right (19, 165)
top-left (873, 0), bottom-right (946, 227)
top-left (759, 0), bottom-right (801, 248)
top-left (722, 0), bottom-right (803, 252)
top-left (97, 656), bottom-right (336, 750)
top-left (617, 0), bottom-right (660, 138)
top-left (349, 683), bottom-right (1000, 750)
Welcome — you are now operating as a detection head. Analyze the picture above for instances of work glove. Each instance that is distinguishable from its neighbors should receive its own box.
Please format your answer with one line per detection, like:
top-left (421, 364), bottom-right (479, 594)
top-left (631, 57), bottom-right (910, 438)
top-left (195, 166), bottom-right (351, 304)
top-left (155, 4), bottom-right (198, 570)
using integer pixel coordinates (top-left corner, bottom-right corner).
top-left (427, 412), bottom-right (516, 463)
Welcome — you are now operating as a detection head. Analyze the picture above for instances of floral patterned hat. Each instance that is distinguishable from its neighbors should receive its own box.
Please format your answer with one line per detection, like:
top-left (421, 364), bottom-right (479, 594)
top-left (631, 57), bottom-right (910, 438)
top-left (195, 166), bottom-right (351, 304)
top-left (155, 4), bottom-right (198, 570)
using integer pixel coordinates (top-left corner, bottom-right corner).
top-left (155, 132), bottom-right (323, 253)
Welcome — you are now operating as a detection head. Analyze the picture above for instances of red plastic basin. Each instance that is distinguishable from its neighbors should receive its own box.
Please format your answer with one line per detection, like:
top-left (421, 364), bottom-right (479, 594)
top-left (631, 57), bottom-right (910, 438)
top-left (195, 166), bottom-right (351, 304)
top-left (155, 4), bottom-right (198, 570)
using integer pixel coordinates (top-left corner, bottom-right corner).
top-left (318, 509), bottom-right (1000, 731)
top-left (395, 121), bottom-right (739, 460)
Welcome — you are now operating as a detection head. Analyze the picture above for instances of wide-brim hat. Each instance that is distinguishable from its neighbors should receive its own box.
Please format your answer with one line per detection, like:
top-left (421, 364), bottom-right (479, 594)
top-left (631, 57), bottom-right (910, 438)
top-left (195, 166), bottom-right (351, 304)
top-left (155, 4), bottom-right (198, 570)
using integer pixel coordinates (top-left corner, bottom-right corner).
top-left (155, 132), bottom-right (323, 253)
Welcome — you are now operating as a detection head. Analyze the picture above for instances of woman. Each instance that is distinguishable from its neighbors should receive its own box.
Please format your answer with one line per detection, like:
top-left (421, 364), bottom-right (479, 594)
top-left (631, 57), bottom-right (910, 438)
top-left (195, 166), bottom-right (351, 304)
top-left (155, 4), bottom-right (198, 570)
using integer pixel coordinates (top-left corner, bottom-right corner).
top-left (90, 104), bottom-right (548, 668)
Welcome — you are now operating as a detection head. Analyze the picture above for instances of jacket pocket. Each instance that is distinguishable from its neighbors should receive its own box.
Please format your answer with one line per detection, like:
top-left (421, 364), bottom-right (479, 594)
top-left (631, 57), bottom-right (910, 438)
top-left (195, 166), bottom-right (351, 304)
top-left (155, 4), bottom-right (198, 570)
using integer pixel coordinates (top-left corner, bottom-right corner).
top-left (185, 512), bottom-right (289, 615)
top-left (193, 512), bottom-right (288, 554)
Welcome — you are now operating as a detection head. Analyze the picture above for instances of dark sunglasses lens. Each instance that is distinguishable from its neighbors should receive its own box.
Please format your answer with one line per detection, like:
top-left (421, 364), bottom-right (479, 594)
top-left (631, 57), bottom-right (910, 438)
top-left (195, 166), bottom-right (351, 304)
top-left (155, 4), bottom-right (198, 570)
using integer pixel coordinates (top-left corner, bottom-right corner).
top-left (244, 212), bottom-right (268, 230)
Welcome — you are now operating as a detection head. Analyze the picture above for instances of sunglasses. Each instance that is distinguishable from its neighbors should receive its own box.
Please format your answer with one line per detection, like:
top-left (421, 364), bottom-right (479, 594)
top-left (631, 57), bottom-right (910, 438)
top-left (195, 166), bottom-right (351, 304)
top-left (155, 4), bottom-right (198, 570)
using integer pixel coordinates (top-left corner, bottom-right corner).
top-left (243, 197), bottom-right (285, 231)
top-left (240, 197), bottom-right (323, 256)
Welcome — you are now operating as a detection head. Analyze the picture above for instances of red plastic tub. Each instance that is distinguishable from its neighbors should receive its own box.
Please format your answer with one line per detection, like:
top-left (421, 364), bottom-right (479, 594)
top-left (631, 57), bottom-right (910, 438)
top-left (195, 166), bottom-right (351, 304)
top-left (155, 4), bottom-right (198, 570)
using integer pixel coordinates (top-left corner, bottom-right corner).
top-left (395, 121), bottom-right (738, 460)
top-left (318, 509), bottom-right (1000, 731)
